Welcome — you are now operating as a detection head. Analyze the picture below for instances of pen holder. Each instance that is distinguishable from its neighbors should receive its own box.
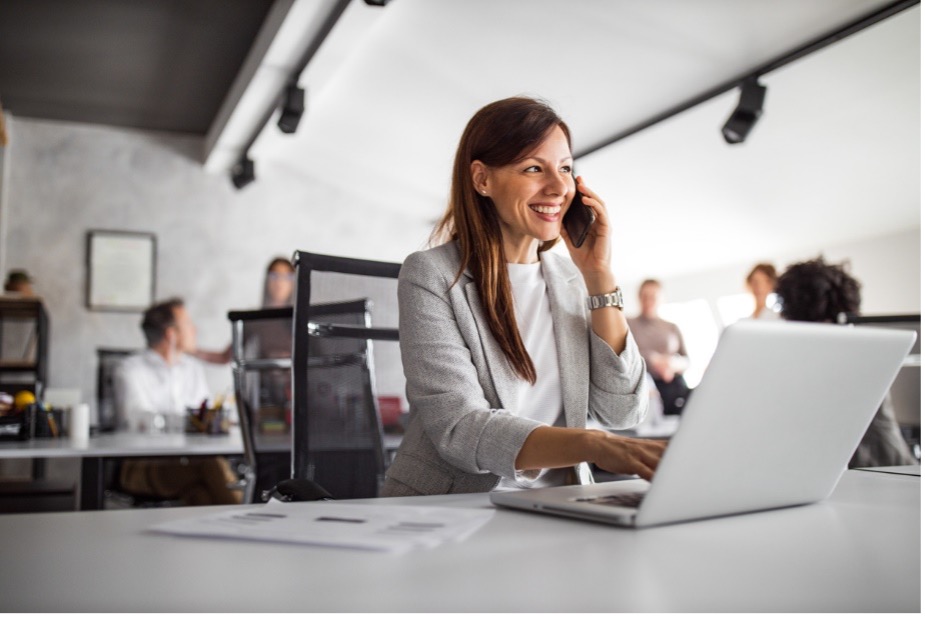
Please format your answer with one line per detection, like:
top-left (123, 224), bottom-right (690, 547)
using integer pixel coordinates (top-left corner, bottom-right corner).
top-left (185, 405), bottom-right (230, 435)
top-left (0, 413), bottom-right (28, 441)
top-left (0, 404), bottom-right (66, 440)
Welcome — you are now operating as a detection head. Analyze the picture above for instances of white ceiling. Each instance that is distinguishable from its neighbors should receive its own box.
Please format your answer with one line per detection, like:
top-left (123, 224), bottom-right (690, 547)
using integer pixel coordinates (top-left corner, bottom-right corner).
top-left (248, 0), bottom-right (921, 281)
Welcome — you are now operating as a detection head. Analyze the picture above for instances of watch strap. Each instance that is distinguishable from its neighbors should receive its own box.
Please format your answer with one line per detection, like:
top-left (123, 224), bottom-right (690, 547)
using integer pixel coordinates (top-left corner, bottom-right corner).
top-left (587, 287), bottom-right (624, 310)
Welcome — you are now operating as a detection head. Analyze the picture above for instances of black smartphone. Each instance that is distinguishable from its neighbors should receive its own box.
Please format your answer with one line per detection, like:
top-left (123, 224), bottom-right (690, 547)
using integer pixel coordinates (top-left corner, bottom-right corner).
top-left (562, 176), bottom-right (595, 248)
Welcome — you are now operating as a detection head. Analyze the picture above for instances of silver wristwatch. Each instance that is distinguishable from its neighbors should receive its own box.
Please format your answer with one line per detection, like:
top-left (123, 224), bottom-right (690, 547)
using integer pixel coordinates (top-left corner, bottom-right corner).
top-left (587, 287), bottom-right (624, 310)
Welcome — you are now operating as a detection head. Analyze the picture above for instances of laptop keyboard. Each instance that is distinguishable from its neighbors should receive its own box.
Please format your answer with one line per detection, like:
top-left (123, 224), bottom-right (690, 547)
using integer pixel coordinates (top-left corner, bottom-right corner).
top-left (573, 491), bottom-right (646, 509)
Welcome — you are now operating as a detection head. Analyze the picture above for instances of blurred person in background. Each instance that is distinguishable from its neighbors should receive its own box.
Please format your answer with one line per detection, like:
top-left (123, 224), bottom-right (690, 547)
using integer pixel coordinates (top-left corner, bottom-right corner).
top-left (114, 298), bottom-right (241, 505)
top-left (627, 279), bottom-right (691, 415)
top-left (195, 257), bottom-right (296, 364)
top-left (745, 263), bottom-right (780, 320)
top-left (3, 270), bottom-right (35, 296)
top-left (776, 257), bottom-right (916, 468)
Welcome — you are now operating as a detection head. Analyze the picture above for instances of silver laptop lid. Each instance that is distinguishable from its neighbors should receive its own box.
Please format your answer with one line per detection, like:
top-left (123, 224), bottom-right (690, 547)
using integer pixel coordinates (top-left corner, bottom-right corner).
top-left (636, 320), bottom-right (915, 527)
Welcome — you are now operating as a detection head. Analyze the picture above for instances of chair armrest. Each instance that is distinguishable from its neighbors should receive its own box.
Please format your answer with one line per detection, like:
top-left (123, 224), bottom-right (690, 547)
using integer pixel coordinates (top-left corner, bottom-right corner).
top-left (307, 322), bottom-right (400, 342)
top-left (306, 352), bottom-right (368, 369)
top-left (233, 358), bottom-right (293, 371)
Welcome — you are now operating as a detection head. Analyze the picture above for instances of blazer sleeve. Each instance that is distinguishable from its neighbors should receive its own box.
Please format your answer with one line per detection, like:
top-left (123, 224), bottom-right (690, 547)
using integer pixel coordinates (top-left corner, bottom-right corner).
top-left (587, 327), bottom-right (649, 429)
top-left (398, 251), bottom-right (543, 479)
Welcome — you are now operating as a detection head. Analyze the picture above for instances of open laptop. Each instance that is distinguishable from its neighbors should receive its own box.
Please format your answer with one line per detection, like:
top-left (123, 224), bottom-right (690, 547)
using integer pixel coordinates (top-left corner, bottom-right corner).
top-left (490, 320), bottom-right (916, 528)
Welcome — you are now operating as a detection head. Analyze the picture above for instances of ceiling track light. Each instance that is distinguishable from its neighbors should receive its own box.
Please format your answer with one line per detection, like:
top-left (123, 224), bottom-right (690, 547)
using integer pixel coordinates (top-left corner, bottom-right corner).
top-left (277, 83), bottom-right (306, 134)
top-left (231, 155), bottom-right (255, 190)
top-left (363, 0), bottom-right (391, 6)
top-left (722, 77), bottom-right (767, 144)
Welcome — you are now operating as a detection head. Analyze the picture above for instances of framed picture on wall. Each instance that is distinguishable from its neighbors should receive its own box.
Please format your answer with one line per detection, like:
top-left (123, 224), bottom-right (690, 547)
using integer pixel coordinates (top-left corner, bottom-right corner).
top-left (86, 230), bottom-right (156, 312)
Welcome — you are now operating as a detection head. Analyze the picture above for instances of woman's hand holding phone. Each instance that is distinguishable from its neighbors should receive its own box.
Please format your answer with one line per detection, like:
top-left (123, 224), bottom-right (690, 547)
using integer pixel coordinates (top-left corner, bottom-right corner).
top-left (564, 176), bottom-right (630, 357)
top-left (562, 175), bottom-right (613, 289)
top-left (562, 176), bottom-right (596, 249)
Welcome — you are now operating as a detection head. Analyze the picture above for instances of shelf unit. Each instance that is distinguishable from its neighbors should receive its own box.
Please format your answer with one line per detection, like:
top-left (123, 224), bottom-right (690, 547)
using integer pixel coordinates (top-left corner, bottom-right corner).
top-left (0, 297), bottom-right (49, 401)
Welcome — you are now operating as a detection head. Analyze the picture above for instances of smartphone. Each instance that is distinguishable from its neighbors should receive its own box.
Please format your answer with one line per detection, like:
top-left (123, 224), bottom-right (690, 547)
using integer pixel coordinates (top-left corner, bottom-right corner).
top-left (562, 176), bottom-right (596, 248)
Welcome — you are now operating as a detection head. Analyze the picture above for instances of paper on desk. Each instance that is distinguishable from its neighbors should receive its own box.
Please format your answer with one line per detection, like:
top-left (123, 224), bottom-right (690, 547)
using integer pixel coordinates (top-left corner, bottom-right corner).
top-left (149, 501), bottom-right (494, 553)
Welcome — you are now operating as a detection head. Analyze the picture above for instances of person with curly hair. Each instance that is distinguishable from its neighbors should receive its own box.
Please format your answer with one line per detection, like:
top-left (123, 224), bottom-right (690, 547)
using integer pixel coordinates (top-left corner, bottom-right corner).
top-left (775, 257), bottom-right (916, 467)
top-left (776, 258), bottom-right (861, 324)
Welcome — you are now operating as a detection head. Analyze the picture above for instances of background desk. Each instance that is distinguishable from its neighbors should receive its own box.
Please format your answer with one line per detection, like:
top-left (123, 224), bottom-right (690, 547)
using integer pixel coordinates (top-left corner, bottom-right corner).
top-left (0, 430), bottom-right (403, 510)
top-left (0, 469), bottom-right (918, 612)
top-left (857, 464), bottom-right (921, 476)
top-left (0, 430), bottom-right (247, 510)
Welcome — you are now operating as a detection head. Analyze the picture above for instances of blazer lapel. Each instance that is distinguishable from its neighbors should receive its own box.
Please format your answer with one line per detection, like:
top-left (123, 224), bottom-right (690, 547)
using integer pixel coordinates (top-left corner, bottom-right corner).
top-left (541, 252), bottom-right (590, 428)
top-left (464, 279), bottom-right (519, 412)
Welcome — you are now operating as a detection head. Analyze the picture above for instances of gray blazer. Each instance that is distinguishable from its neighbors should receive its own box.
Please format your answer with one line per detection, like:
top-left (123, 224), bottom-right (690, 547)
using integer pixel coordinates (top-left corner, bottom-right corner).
top-left (381, 242), bottom-right (648, 497)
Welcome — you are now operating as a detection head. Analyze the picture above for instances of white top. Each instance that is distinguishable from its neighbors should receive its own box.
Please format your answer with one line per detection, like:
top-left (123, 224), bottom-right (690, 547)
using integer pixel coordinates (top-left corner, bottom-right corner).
top-left (754, 306), bottom-right (781, 320)
top-left (113, 349), bottom-right (210, 432)
top-left (497, 261), bottom-right (567, 490)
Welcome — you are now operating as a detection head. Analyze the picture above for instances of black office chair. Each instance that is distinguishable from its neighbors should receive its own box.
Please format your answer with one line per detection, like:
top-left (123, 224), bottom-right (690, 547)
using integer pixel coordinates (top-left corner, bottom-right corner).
top-left (95, 347), bottom-right (138, 433)
top-left (229, 307), bottom-right (294, 504)
top-left (229, 301), bottom-right (382, 503)
top-left (288, 251), bottom-right (402, 500)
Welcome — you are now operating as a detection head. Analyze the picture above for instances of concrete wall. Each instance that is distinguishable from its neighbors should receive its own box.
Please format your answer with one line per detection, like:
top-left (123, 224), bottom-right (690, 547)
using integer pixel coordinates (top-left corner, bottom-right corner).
top-left (0, 115), bottom-right (431, 422)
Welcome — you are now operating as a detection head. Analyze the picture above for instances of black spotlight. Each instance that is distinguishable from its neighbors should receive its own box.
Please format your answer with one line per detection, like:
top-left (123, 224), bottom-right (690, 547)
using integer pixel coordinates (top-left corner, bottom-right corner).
top-left (277, 84), bottom-right (305, 134)
top-left (231, 155), bottom-right (255, 190)
top-left (722, 77), bottom-right (766, 144)
top-left (363, 0), bottom-right (391, 5)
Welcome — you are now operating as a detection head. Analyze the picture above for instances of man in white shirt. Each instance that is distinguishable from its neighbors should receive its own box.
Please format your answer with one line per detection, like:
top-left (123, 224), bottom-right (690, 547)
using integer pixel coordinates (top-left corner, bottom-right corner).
top-left (114, 299), bottom-right (240, 505)
top-left (115, 300), bottom-right (210, 432)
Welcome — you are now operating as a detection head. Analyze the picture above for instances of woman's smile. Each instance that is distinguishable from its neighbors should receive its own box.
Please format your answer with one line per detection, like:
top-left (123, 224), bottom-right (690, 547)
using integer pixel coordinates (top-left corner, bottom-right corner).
top-left (476, 126), bottom-right (575, 261)
top-left (529, 202), bottom-right (562, 221)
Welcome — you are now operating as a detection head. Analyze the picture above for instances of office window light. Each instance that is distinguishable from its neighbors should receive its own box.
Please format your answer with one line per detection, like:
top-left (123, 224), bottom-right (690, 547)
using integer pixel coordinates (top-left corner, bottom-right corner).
top-left (658, 298), bottom-right (718, 388)
top-left (717, 292), bottom-right (780, 327)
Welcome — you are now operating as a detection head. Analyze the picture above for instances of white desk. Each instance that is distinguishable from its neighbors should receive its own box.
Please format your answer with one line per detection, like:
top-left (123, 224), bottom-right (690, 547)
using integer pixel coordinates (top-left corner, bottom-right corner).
top-left (856, 464), bottom-right (921, 476)
top-left (0, 469), bottom-right (918, 612)
top-left (0, 428), bottom-right (246, 460)
top-left (0, 430), bottom-right (404, 509)
top-left (0, 430), bottom-right (247, 510)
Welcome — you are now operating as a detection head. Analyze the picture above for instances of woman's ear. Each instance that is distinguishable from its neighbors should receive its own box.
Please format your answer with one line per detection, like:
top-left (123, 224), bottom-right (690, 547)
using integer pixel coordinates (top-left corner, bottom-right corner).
top-left (470, 160), bottom-right (490, 197)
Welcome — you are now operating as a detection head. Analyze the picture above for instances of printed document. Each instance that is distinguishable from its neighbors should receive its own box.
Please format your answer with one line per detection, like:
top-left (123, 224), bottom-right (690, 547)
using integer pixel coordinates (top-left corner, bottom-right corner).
top-left (149, 500), bottom-right (494, 553)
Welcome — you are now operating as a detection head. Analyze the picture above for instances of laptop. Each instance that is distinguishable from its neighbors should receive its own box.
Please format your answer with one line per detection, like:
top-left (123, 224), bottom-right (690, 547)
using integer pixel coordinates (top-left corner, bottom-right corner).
top-left (490, 320), bottom-right (916, 528)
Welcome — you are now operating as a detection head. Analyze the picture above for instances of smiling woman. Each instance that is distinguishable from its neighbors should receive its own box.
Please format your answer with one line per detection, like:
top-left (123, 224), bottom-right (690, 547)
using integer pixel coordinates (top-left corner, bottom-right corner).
top-left (469, 126), bottom-right (573, 263)
top-left (380, 96), bottom-right (666, 498)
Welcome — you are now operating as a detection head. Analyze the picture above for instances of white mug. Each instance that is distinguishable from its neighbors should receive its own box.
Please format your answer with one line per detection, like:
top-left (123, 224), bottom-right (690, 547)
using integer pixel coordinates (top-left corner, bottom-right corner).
top-left (69, 403), bottom-right (90, 444)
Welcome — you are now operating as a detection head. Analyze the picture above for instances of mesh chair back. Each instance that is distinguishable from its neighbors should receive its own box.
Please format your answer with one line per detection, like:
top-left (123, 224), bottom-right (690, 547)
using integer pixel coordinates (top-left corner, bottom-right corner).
top-left (292, 252), bottom-right (402, 499)
top-left (301, 266), bottom-right (403, 402)
top-left (230, 307), bottom-right (293, 442)
top-left (229, 307), bottom-right (293, 503)
top-left (96, 348), bottom-right (138, 432)
top-left (304, 299), bottom-right (374, 450)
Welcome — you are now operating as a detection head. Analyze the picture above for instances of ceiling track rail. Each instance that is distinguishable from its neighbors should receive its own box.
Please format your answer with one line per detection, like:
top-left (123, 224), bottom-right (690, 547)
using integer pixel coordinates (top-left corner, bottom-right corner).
top-left (241, 0), bottom-right (352, 155)
top-left (574, 0), bottom-right (920, 160)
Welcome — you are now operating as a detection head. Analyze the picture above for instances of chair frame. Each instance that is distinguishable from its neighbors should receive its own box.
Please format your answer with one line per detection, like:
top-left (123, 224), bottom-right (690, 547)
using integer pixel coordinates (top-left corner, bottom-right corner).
top-left (95, 347), bottom-right (140, 433)
top-left (290, 251), bottom-right (401, 495)
top-left (229, 306), bottom-right (293, 504)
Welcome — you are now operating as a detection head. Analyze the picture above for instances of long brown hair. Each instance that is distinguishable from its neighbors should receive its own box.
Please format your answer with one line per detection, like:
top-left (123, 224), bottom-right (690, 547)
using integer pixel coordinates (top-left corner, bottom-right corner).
top-left (432, 96), bottom-right (571, 383)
